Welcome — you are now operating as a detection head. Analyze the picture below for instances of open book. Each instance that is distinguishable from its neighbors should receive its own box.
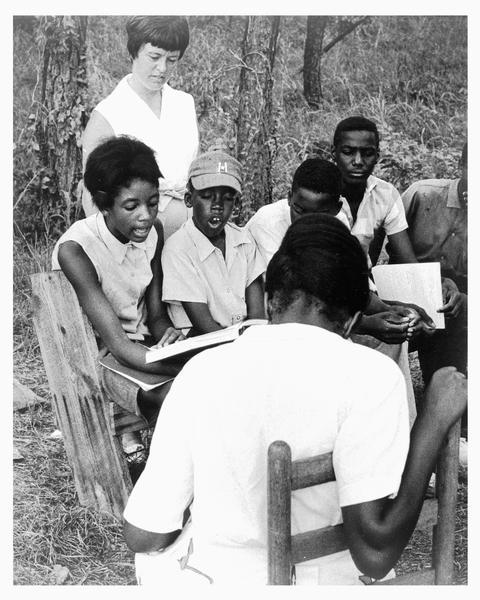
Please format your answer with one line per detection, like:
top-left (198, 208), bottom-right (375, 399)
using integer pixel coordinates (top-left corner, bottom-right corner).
top-left (145, 318), bottom-right (268, 364)
top-left (99, 353), bottom-right (175, 392)
top-left (372, 262), bottom-right (445, 329)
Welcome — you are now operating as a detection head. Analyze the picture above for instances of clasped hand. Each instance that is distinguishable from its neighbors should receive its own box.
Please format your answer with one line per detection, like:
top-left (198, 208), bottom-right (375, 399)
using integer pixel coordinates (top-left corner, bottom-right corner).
top-left (362, 302), bottom-right (435, 344)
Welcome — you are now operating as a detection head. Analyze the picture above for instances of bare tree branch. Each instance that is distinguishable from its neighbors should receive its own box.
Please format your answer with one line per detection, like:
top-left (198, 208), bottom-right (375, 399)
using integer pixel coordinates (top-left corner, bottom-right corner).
top-left (322, 16), bottom-right (370, 55)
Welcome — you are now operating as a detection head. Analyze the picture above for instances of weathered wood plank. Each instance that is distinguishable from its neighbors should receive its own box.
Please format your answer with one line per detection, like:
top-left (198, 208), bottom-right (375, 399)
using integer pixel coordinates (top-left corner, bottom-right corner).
top-left (31, 271), bottom-right (133, 518)
top-left (291, 524), bottom-right (347, 564)
top-left (291, 452), bottom-right (334, 490)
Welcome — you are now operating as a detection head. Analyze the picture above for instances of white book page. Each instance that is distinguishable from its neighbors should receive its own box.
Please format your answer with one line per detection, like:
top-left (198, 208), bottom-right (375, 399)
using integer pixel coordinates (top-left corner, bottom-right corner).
top-left (145, 318), bottom-right (268, 363)
top-left (372, 262), bottom-right (445, 329)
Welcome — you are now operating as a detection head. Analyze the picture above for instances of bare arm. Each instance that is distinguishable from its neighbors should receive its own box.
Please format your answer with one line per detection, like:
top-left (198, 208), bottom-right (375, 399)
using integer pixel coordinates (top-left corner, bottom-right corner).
top-left (245, 275), bottom-right (266, 319)
top-left (342, 367), bottom-right (466, 579)
top-left (146, 222), bottom-right (185, 346)
top-left (58, 241), bottom-right (180, 376)
top-left (386, 229), bottom-right (418, 264)
top-left (81, 110), bottom-right (115, 170)
top-left (182, 302), bottom-right (223, 335)
top-left (123, 521), bottom-right (181, 553)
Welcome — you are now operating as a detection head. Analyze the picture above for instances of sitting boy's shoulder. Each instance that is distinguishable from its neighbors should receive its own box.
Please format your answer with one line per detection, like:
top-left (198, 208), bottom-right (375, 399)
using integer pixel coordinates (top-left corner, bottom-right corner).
top-left (225, 221), bottom-right (257, 244)
top-left (369, 175), bottom-right (399, 194)
top-left (162, 221), bottom-right (191, 252)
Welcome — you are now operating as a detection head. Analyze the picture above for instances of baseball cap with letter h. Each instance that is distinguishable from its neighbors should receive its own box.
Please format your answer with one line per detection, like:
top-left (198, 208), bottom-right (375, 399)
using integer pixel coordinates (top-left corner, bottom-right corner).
top-left (188, 149), bottom-right (243, 194)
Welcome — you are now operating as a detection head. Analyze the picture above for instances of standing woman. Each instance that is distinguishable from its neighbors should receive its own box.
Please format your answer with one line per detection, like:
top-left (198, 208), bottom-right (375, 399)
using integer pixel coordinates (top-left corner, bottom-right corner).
top-left (81, 16), bottom-right (199, 239)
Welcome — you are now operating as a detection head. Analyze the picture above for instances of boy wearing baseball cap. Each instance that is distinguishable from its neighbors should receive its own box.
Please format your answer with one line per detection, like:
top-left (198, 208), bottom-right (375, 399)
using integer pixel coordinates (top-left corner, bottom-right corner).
top-left (161, 149), bottom-right (266, 335)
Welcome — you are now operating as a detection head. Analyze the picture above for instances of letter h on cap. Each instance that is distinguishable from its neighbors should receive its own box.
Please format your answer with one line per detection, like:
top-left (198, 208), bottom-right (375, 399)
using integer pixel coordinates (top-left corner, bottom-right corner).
top-left (218, 161), bottom-right (228, 173)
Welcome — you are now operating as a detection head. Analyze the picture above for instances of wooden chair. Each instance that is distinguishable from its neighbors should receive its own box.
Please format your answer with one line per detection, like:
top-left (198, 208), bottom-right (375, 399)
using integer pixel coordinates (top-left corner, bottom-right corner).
top-left (267, 421), bottom-right (461, 585)
top-left (30, 270), bottom-right (149, 519)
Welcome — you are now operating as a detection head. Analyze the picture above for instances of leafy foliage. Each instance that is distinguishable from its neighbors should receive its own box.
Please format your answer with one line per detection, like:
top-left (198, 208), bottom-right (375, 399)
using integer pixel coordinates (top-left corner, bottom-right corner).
top-left (13, 15), bottom-right (467, 240)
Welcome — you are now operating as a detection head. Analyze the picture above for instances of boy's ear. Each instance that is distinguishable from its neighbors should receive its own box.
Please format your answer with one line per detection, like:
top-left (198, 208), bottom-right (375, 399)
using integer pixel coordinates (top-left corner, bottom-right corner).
top-left (330, 144), bottom-right (337, 162)
top-left (287, 189), bottom-right (293, 205)
top-left (184, 191), bottom-right (193, 208)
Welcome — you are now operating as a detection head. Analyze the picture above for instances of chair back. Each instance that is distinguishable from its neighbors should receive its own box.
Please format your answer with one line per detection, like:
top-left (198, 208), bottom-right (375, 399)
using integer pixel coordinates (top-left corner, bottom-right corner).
top-left (267, 421), bottom-right (460, 585)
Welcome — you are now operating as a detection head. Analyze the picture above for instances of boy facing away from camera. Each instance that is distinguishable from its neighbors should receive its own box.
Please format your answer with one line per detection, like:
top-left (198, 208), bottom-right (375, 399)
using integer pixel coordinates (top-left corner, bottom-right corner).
top-left (161, 150), bottom-right (266, 335)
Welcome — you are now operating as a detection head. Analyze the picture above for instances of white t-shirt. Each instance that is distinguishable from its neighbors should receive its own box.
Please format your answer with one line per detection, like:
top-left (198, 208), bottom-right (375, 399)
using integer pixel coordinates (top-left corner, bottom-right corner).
top-left (246, 198), bottom-right (352, 266)
top-left (161, 219), bottom-right (266, 330)
top-left (124, 323), bottom-right (409, 585)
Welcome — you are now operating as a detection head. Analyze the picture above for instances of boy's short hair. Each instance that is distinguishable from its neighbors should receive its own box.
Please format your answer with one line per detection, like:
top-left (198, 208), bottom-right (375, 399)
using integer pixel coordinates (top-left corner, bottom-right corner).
top-left (188, 150), bottom-right (243, 194)
top-left (126, 16), bottom-right (190, 59)
top-left (266, 213), bottom-right (370, 323)
top-left (291, 158), bottom-right (342, 197)
top-left (84, 136), bottom-right (161, 211)
top-left (333, 116), bottom-right (380, 147)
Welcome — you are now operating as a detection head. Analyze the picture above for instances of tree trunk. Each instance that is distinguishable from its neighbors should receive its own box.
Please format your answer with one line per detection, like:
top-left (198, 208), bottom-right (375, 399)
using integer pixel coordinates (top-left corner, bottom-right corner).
top-left (236, 16), bottom-right (281, 221)
top-left (303, 16), bottom-right (328, 109)
top-left (34, 16), bottom-right (88, 238)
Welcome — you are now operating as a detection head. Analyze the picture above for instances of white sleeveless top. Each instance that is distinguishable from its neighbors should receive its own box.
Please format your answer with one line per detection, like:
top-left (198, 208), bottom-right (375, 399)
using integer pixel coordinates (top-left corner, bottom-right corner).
top-left (51, 213), bottom-right (158, 340)
top-left (95, 76), bottom-right (198, 203)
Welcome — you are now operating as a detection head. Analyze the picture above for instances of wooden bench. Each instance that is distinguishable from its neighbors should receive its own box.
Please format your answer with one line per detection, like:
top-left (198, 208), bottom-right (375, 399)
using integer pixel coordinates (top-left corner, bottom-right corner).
top-left (268, 420), bottom-right (461, 585)
top-left (31, 270), bottom-right (149, 519)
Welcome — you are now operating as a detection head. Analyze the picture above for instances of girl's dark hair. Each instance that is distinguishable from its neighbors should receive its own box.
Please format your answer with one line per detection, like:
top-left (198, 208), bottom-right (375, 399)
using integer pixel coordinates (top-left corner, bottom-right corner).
top-left (333, 116), bottom-right (380, 147)
top-left (126, 16), bottom-right (189, 59)
top-left (84, 136), bottom-right (161, 210)
top-left (266, 213), bottom-right (370, 323)
top-left (291, 158), bottom-right (342, 197)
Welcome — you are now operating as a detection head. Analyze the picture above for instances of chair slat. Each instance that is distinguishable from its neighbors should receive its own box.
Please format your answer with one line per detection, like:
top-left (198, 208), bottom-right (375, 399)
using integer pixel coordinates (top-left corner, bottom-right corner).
top-left (291, 524), bottom-right (347, 564)
top-left (291, 452), bottom-right (334, 490)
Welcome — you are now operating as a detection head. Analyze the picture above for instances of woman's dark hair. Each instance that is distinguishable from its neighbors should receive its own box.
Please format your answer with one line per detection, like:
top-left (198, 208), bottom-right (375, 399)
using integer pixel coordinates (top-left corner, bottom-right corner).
top-left (84, 136), bottom-right (161, 210)
top-left (291, 158), bottom-right (342, 197)
top-left (126, 16), bottom-right (189, 59)
top-left (266, 214), bottom-right (370, 323)
top-left (333, 116), bottom-right (380, 148)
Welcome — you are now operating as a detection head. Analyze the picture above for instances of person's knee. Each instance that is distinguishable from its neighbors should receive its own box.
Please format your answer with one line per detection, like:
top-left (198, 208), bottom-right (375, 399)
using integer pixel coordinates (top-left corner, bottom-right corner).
top-left (138, 380), bottom-right (174, 420)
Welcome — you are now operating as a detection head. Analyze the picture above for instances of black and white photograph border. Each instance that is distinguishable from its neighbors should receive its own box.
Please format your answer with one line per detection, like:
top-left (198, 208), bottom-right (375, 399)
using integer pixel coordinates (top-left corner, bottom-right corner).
top-left (5, 0), bottom-right (479, 597)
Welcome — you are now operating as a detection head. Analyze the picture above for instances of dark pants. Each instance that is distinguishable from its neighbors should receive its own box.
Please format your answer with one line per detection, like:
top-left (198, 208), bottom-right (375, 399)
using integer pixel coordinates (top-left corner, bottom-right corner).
top-left (411, 309), bottom-right (467, 436)
top-left (414, 311), bottom-right (467, 385)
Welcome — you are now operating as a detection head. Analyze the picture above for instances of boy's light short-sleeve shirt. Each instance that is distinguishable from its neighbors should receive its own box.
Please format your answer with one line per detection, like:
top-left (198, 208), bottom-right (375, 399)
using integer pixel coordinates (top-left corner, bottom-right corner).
top-left (351, 175), bottom-right (408, 257)
top-left (124, 323), bottom-right (409, 585)
top-left (246, 198), bottom-right (352, 266)
top-left (246, 198), bottom-right (377, 292)
top-left (161, 218), bottom-right (266, 329)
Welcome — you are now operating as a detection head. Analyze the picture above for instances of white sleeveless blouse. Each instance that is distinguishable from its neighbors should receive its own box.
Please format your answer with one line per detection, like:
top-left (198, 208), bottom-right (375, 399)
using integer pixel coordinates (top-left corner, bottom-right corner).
top-left (51, 213), bottom-right (158, 340)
